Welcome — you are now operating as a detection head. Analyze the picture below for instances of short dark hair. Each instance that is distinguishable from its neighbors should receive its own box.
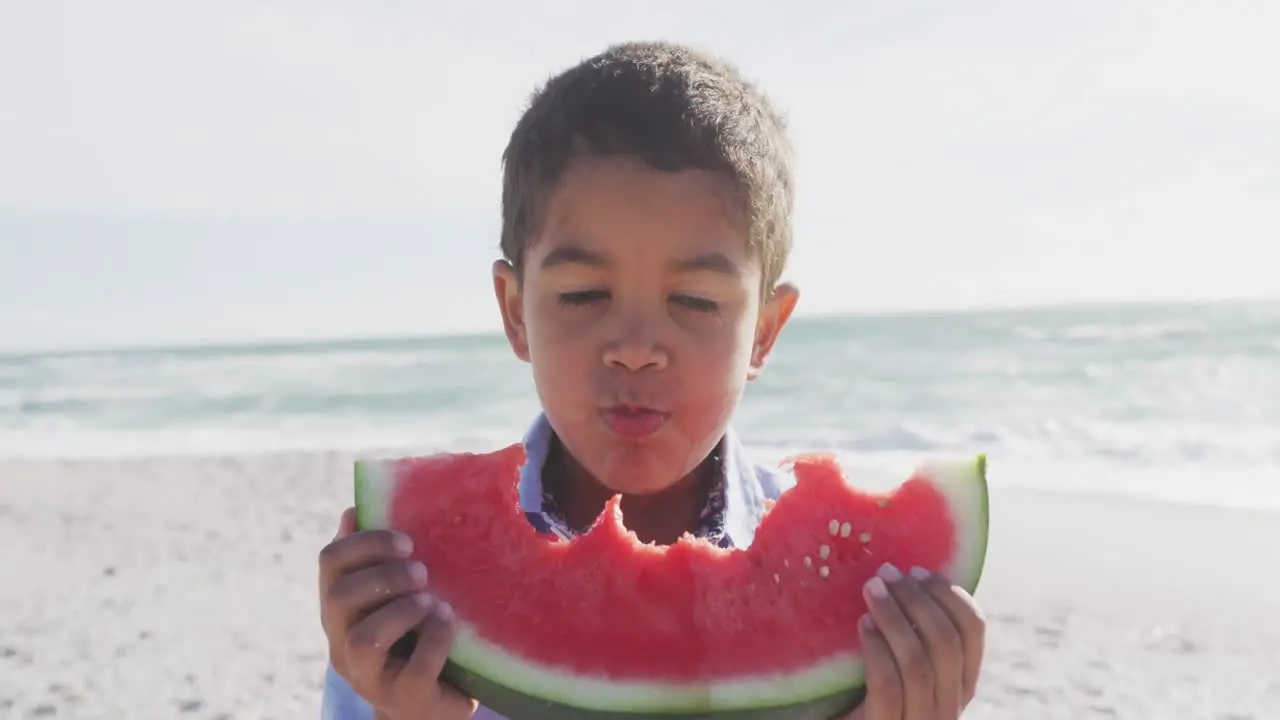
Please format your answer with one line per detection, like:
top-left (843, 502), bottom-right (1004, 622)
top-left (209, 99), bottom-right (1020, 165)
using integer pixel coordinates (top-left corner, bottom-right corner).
top-left (499, 40), bottom-right (794, 290)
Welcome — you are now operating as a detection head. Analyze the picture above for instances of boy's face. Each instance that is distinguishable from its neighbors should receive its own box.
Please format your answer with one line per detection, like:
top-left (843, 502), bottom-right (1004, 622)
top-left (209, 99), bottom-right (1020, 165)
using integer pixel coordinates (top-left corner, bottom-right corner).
top-left (493, 154), bottom-right (797, 495)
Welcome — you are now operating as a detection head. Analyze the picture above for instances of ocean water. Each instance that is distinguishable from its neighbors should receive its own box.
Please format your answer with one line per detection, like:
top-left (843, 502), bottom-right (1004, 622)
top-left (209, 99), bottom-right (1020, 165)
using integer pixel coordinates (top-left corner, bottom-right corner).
top-left (3, 300), bottom-right (1279, 510)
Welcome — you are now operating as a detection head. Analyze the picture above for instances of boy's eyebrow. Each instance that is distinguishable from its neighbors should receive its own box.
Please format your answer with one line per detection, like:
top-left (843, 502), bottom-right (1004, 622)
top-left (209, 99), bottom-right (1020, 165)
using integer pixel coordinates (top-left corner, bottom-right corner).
top-left (539, 245), bottom-right (607, 270)
top-left (674, 252), bottom-right (742, 277)
top-left (538, 246), bottom-right (742, 277)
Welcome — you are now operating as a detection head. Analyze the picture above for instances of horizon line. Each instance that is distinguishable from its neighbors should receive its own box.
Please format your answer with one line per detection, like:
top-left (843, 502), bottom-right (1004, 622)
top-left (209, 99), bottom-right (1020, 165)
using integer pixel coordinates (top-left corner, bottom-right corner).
top-left (3, 295), bottom-right (1276, 360)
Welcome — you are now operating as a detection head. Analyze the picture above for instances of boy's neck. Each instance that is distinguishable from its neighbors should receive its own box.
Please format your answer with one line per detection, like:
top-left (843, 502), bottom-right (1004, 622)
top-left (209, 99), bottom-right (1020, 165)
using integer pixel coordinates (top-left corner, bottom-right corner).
top-left (543, 435), bottom-right (720, 546)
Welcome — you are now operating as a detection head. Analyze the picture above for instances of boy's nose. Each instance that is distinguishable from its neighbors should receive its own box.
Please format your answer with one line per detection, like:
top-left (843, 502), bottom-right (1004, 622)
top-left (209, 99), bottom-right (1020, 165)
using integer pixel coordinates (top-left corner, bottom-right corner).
top-left (602, 326), bottom-right (669, 373)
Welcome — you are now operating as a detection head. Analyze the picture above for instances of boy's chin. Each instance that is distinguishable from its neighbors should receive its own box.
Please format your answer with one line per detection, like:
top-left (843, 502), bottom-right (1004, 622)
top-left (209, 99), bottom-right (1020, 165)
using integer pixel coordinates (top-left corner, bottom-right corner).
top-left (598, 472), bottom-right (682, 496)
top-left (548, 412), bottom-right (724, 495)
top-left (580, 441), bottom-right (715, 497)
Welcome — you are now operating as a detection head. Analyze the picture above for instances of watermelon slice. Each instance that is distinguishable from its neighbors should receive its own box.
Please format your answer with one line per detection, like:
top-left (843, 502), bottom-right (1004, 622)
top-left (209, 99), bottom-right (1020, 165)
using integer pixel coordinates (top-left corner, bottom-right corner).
top-left (354, 445), bottom-right (989, 719)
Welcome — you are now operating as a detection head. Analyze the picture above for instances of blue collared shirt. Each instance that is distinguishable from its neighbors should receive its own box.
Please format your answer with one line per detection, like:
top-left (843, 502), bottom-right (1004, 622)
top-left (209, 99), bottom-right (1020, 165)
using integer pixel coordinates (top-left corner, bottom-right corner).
top-left (322, 414), bottom-right (795, 720)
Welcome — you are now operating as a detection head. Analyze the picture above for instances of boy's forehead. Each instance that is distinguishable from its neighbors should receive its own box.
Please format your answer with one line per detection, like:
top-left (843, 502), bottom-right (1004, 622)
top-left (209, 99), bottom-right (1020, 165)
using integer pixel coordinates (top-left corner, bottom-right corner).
top-left (553, 155), bottom-right (744, 222)
top-left (527, 155), bottom-right (757, 268)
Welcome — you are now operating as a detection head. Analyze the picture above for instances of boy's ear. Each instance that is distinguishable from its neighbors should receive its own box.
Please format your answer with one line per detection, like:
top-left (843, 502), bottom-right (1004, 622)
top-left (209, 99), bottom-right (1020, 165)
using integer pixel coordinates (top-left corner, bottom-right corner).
top-left (748, 281), bottom-right (799, 380)
top-left (492, 259), bottom-right (531, 363)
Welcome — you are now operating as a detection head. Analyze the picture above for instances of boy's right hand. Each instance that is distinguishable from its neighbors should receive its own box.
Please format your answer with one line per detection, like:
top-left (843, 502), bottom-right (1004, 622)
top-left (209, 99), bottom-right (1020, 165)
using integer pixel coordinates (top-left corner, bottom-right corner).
top-left (319, 508), bottom-right (477, 720)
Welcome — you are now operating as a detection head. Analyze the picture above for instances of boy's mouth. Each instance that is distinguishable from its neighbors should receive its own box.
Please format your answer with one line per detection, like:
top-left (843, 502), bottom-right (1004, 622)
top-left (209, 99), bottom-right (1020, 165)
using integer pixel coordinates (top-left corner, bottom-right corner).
top-left (600, 405), bottom-right (670, 441)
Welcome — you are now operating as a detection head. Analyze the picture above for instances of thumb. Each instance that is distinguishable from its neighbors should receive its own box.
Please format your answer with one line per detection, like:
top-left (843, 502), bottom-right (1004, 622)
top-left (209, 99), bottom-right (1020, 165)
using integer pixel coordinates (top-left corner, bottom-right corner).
top-left (335, 506), bottom-right (357, 539)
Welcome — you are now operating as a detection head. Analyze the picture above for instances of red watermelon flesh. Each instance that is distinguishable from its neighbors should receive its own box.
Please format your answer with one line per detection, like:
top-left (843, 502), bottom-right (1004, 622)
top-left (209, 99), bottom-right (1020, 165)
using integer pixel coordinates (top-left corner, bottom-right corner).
top-left (354, 444), bottom-right (989, 719)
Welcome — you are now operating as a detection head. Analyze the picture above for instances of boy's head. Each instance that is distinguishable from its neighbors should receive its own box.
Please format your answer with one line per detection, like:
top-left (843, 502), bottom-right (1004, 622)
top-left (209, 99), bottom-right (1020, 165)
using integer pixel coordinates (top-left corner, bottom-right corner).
top-left (492, 41), bottom-right (799, 496)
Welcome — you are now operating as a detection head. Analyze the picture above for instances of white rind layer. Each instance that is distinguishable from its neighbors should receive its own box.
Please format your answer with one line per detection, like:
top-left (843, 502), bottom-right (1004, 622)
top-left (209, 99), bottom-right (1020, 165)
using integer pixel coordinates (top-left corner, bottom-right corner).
top-left (354, 459), bottom-right (394, 532)
top-left (352, 454), bottom-right (988, 714)
top-left (920, 456), bottom-right (990, 589)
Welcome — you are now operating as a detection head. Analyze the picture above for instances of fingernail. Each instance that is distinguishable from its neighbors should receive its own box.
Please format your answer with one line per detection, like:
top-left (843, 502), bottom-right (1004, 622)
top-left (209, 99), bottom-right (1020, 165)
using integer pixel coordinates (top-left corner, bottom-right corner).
top-left (864, 576), bottom-right (890, 600)
top-left (877, 563), bottom-right (903, 582)
top-left (909, 566), bottom-right (931, 580)
top-left (407, 562), bottom-right (428, 585)
top-left (433, 601), bottom-right (454, 623)
top-left (859, 614), bottom-right (879, 634)
top-left (393, 533), bottom-right (414, 557)
top-left (413, 591), bottom-right (433, 608)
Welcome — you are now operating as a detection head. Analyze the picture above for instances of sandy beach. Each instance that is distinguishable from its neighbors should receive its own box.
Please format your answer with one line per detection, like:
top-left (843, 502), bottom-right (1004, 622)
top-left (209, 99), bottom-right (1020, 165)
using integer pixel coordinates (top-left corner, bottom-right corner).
top-left (2, 451), bottom-right (1277, 720)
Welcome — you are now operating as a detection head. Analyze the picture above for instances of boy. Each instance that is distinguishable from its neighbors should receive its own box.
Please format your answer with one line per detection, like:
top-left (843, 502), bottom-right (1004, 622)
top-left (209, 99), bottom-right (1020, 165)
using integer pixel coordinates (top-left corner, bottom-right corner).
top-left (317, 41), bottom-right (986, 720)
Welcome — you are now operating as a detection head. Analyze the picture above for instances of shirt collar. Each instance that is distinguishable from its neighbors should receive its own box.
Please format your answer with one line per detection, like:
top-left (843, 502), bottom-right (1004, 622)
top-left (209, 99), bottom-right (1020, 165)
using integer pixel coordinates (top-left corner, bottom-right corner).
top-left (515, 413), bottom-right (769, 548)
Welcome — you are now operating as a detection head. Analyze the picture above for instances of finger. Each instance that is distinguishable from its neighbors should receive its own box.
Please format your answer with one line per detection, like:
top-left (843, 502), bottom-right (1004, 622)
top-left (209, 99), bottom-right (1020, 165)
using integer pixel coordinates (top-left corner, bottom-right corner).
top-left (345, 592), bottom-right (435, 692)
top-left (335, 507), bottom-right (357, 539)
top-left (323, 560), bottom-right (430, 636)
top-left (864, 566), bottom-right (934, 719)
top-left (892, 568), bottom-right (964, 717)
top-left (319, 528), bottom-right (415, 593)
top-left (917, 571), bottom-right (987, 705)
top-left (399, 600), bottom-right (476, 718)
top-left (856, 614), bottom-right (903, 720)
top-left (435, 685), bottom-right (480, 720)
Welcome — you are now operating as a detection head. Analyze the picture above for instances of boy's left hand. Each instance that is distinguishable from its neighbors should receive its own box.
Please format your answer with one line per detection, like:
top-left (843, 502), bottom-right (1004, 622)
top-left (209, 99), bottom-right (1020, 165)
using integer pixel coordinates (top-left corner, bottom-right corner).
top-left (845, 564), bottom-right (986, 720)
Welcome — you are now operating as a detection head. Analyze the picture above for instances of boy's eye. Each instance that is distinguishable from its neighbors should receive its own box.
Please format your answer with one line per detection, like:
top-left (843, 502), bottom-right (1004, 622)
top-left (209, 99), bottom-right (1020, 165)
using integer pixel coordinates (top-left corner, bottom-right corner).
top-left (555, 291), bottom-right (719, 313)
top-left (671, 294), bottom-right (719, 313)
top-left (557, 290), bottom-right (609, 307)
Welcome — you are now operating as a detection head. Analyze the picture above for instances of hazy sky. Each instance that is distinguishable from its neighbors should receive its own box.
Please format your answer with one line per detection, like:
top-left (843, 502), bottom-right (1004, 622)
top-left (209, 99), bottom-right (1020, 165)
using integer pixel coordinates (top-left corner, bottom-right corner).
top-left (2, 1), bottom-right (1277, 352)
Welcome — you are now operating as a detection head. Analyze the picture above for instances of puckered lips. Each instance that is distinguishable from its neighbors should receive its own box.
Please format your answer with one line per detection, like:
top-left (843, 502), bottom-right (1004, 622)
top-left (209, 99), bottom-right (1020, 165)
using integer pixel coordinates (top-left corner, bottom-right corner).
top-left (599, 404), bottom-right (671, 442)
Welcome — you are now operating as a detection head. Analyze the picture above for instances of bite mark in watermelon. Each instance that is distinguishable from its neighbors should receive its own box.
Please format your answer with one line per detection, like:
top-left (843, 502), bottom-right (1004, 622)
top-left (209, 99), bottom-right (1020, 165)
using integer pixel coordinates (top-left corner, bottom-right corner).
top-left (354, 445), bottom-right (989, 719)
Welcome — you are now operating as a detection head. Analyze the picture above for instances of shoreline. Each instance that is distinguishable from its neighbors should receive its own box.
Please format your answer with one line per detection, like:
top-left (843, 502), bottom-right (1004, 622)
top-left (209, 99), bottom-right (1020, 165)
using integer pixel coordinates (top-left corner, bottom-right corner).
top-left (5, 444), bottom-right (1278, 516)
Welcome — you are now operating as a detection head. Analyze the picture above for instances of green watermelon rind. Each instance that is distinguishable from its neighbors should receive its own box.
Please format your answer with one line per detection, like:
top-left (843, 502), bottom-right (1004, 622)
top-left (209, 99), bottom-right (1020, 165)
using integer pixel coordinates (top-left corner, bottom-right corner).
top-left (351, 453), bottom-right (989, 718)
